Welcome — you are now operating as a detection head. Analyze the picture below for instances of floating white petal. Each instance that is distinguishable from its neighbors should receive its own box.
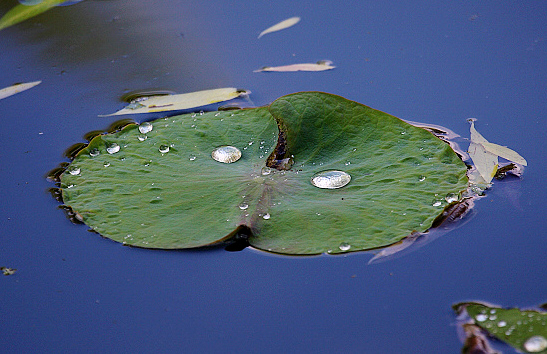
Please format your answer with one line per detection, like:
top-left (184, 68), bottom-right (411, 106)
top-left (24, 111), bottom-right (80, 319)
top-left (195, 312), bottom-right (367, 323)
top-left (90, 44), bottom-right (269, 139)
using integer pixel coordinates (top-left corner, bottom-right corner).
top-left (0, 80), bottom-right (41, 100)
top-left (255, 60), bottom-right (335, 73)
top-left (258, 16), bottom-right (300, 39)
top-left (101, 88), bottom-right (250, 116)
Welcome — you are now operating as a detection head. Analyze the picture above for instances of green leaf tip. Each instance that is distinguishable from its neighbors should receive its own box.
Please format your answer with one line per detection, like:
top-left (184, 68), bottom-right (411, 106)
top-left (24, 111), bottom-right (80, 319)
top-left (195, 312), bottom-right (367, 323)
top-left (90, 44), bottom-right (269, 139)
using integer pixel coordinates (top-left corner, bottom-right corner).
top-left (56, 92), bottom-right (471, 255)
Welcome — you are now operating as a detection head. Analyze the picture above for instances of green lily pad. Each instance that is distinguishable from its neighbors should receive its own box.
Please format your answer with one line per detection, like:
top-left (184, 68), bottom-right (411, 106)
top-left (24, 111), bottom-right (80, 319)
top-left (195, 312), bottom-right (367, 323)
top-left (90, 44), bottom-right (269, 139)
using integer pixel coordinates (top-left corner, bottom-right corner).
top-left (455, 302), bottom-right (547, 353)
top-left (58, 92), bottom-right (469, 254)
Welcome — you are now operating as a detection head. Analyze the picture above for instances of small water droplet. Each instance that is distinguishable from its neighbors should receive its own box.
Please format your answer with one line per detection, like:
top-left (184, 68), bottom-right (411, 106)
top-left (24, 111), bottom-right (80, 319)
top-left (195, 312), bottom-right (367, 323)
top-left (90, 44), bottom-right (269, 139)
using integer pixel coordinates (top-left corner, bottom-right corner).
top-left (262, 213), bottom-right (271, 220)
top-left (159, 145), bottom-right (170, 153)
top-left (189, 156), bottom-right (196, 161)
top-left (199, 110), bottom-right (204, 115)
top-left (103, 162), bottom-right (110, 167)
top-left (311, 170), bottom-right (351, 189)
top-left (344, 162), bottom-right (351, 166)
top-left (497, 321), bottom-right (507, 327)
top-left (106, 143), bottom-right (120, 154)
top-left (137, 134), bottom-right (147, 141)
top-left (339, 242), bottom-right (351, 251)
top-left (446, 193), bottom-right (459, 203)
top-left (214, 112), bottom-right (220, 117)
top-left (475, 314), bottom-right (488, 322)
top-left (211, 146), bottom-right (241, 163)
top-left (261, 167), bottom-right (273, 175)
top-left (138, 122), bottom-right (153, 134)
top-left (419, 176), bottom-right (426, 182)
top-left (524, 335), bottom-right (547, 352)
top-left (239, 203), bottom-right (248, 210)
top-left (248, 141), bottom-right (253, 145)
top-left (401, 131), bottom-right (406, 135)
top-left (89, 148), bottom-right (100, 157)
top-left (68, 166), bottom-right (81, 175)
top-left (432, 200), bottom-right (442, 207)
top-left (489, 315), bottom-right (497, 321)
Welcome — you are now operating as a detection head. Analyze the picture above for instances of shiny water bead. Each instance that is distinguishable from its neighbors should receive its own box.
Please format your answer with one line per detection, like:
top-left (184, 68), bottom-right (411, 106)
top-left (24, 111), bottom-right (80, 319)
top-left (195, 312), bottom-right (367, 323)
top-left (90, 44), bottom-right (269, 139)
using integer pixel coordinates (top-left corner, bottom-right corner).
top-left (339, 242), bottom-right (351, 251)
top-left (211, 146), bottom-right (242, 163)
top-left (524, 335), bottom-right (547, 352)
top-left (138, 122), bottom-right (153, 134)
top-left (106, 143), bottom-right (120, 154)
top-left (311, 170), bottom-right (351, 189)
top-left (159, 145), bottom-right (170, 153)
top-left (67, 166), bottom-right (81, 175)
top-left (89, 148), bottom-right (100, 157)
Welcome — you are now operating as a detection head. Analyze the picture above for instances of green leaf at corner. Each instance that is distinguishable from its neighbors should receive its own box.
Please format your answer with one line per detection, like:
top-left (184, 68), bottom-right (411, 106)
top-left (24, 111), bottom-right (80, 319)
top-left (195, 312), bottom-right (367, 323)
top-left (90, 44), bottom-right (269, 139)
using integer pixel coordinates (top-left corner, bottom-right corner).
top-left (59, 92), bottom-right (469, 254)
top-left (458, 302), bottom-right (547, 353)
top-left (0, 0), bottom-right (65, 31)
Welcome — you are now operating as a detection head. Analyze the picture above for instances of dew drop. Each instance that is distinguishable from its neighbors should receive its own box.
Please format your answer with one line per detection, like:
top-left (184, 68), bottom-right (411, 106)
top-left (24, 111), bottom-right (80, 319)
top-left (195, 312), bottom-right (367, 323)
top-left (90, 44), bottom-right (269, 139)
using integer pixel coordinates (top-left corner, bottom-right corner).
top-left (211, 145), bottom-right (242, 163)
top-left (262, 213), bottom-right (271, 220)
top-left (159, 145), bottom-right (170, 153)
top-left (239, 203), bottom-right (249, 210)
top-left (475, 314), bottom-right (488, 322)
top-left (339, 242), bottom-right (351, 251)
top-left (311, 170), bottom-right (351, 189)
top-left (261, 167), bottom-right (273, 176)
top-left (189, 156), bottom-right (196, 161)
top-left (137, 134), bottom-right (147, 141)
top-left (497, 321), bottom-right (507, 327)
top-left (523, 335), bottom-right (547, 352)
top-left (103, 162), bottom-right (110, 167)
top-left (106, 143), bottom-right (120, 154)
top-left (489, 315), bottom-right (497, 321)
top-left (432, 200), bottom-right (443, 207)
top-left (89, 148), bottom-right (100, 157)
top-left (138, 122), bottom-right (153, 134)
top-left (418, 176), bottom-right (426, 182)
top-left (67, 166), bottom-right (81, 175)
top-left (445, 193), bottom-right (459, 203)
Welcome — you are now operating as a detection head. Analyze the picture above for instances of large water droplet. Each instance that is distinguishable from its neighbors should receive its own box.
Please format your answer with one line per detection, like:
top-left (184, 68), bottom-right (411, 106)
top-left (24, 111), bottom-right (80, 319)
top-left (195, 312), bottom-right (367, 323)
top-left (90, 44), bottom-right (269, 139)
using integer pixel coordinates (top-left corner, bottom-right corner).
top-left (339, 242), bottom-right (351, 251)
top-left (311, 170), bottom-right (351, 189)
top-left (497, 321), bottom-right (507, 327)
top-left (106, 143), bottom-right (120, 154)
top-left (159, 145), bottom-right (170, 153)
top-left (211, 146), bottom-right (241, 163)
top-left (139, 122), bottom-right (153, 134)
top-left (89, 148), bottom-right (100, 157)
top-left (475, 314), bottom-right (488, 322)
top-left (524, 335), bottom-right (547, 352)
top-left (67, 166), bottom-right (80, 175)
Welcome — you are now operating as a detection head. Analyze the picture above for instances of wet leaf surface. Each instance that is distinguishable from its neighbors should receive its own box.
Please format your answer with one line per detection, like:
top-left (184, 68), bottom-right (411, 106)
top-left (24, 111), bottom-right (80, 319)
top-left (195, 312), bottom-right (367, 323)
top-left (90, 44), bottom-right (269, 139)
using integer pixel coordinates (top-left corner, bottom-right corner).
top-left (58, 92), bottom-right (469, 254)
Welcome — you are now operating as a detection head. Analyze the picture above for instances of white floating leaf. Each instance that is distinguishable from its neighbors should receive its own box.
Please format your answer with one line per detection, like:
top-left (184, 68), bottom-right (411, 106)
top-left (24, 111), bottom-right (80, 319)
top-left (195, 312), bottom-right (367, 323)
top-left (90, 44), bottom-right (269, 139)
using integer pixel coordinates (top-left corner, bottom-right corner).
top-left (468, 141), bottom-right (498, 184)
top-left (0, 80), bottom-right (41, 100)
top-left (258, 16), bottom-right (300, 39)
top-left (481, 141), bottom-right (527, 166)
top-left (469, 120), bottom-right (489, 145)
top-left (101, 88), bottom-right (250, 116)
top-left (254, 60), bottom-right (335, 72)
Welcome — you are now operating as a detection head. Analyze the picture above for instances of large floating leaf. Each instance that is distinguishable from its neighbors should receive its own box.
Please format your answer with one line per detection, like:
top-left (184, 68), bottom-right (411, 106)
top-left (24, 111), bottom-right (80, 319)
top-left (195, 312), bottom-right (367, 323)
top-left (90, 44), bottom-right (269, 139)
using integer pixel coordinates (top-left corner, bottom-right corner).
top-left (455, 302), bottom-right (547, 353)
top-left (58, 92), bottom-right (469, 254)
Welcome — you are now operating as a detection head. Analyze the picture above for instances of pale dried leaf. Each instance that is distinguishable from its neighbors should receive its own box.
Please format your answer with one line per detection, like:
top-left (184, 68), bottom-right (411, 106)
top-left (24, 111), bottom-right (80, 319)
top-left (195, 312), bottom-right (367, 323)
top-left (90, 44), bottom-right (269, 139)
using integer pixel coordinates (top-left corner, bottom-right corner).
top-left (0, 81), bottom-right (41, 100)
top-left (468, 142), bottom-right (498, 183)
top-left (101, 88), bottom-right (250, 116)
top-left (481, 142), bottom-right (527, 166)
top-left (254, 61), bottom-right (335, 72)
top-left (258, 16), bottom-right (300, 38)
top-left (469, 120), bottom-right (489, 145)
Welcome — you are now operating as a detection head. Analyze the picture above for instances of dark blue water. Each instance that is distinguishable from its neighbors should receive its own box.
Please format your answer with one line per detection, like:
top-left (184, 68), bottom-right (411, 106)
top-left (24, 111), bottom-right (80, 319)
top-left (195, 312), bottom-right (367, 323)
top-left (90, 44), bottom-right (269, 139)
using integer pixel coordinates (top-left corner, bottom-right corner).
top-left (1, 1), bottom-right (545, 352)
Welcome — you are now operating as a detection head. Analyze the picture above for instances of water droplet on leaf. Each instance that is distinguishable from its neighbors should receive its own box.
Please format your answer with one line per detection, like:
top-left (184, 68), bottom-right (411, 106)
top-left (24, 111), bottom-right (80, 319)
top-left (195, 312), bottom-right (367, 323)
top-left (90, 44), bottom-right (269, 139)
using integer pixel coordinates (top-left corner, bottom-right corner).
top-left (68, 166), bottom-right (81, 175)
top-left (211, 146), bottom-right (242, 163)
top-left (524, 335), bottom-right (547, 352)
top-left (106, 143), bottom-right (120, 154)
top-left (138, 122), bottom-right (153, 134)
top-left (311, 170), bottom-right (351, 189)
top-left (89, 148), bottom-right (100, 157)
top-left (339, 242), bottom-right (351, 251)
top-left (475, 314), bottom-right (488, 322)
top-left (159, 145), bottom-right (170, 153)
top-left (137, 135), bottom-right (147, 141)
top-left (263, 213), bottom-right (271, 220)
top-left (239, 203), bottom-right (248, 210)
top-left (419, 176), bottom-right (426, 182)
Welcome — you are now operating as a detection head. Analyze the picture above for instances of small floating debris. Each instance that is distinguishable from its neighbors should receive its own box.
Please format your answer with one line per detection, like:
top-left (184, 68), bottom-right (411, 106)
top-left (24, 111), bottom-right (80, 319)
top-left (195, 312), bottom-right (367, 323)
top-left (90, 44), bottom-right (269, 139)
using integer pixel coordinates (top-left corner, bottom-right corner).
top-left (0, 81), bottom-right (41, 100)
top-left (254, 60), bottom-right (335, 73)
top-left (258, 16), bottom-right (300, 39)
top-left (100, 88), bottom-right (251, 116)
